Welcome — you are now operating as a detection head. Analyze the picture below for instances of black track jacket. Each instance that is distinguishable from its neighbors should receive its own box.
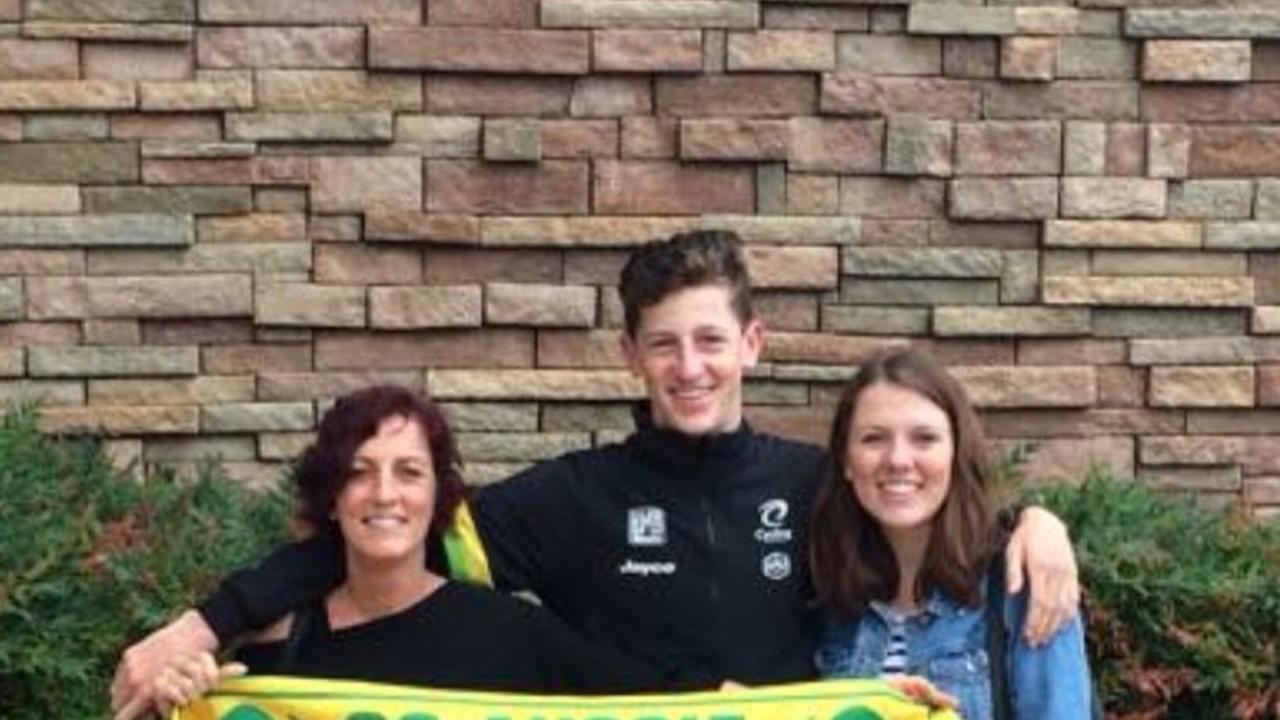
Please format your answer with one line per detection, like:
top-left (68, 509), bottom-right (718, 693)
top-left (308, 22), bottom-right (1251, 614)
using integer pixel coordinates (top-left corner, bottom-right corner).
top-left (199, 408), bottom-right (826, 689)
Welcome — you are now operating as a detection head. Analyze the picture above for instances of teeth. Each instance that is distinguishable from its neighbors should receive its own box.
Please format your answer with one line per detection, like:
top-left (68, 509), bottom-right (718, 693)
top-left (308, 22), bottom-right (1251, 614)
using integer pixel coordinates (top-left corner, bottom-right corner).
top-left (363, 517), bottom-right (404, 528)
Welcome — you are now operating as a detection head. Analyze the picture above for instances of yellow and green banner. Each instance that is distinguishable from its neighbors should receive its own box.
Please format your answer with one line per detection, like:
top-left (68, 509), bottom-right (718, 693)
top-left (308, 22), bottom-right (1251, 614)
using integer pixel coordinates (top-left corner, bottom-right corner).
top-left (174, 677), bottom-right (960, 720)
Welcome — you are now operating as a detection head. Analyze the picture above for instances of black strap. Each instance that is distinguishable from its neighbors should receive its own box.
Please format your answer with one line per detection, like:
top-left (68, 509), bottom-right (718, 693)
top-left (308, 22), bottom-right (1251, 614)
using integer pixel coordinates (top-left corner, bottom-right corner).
top-left (276, 598), bottom-right (323, 674)
top-left (986, 553), bottom-right (1012, 720)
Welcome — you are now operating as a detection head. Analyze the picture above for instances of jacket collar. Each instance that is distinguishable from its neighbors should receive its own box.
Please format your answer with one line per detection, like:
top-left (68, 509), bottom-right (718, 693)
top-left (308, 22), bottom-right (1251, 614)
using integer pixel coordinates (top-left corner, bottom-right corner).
top-left (626, 402), bottom-right (756, 474)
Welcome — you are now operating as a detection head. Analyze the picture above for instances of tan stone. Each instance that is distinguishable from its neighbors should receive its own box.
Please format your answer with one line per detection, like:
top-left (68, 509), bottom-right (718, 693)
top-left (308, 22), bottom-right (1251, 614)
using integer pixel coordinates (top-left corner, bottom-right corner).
top-left (934, 307), bottom-right (1090, 337)
top-left (1140, 435), bottom-right (1245, 466)
top-left (1130, 337), bottom-right (1280, 366)
top-left (83, 42), bottom-right (191, 80)
top-left (39, 405), bottom-right (198, 435)
top-left (593, 160), bottom-right (754, 215)
top-left (1043, 276), bottom-right (1253, 307)
top-left (458, 432), bottom-right (592, 462)
top-left (0, 38), bottom-right (78, 79)
top-left (395, 115), bottom-right (479, 157)
top-left (1256, 307), bottom-right (1280, 334)
top-left (0, 184), bottom-right (81, 214)
top-left (743, 246), bottom-right (837, 290)
top-left (27, 274), bottom-right (251, 319)
top-left (198, 27), bottom-right (363, 69)
top-left (1001, 36), bottom-right (1056, 82)
top-left (994, 436), bottom-right (1134, 485)
top-left (0, 380), bottom-right (85, 406)
top-left (257, 370), bottom-right (422, 401)
top-left (949, 178), bottom-right (1059, 220)
top-left (0, 80), bottom-right (135, 110)
top-left (20, 22), bottom-right (193, 42)
top-left (202, 402), bottom-right (314, 433)
top-left (315, 329), bottom-right (534, 370)
top-left (371, 27), bottom-right (588, 74)
top-left (255, 283), bottom-right (365, 328)
top-left (199, 0), bottom-right (420, 23)
top-left (1150, 366), bottom-right (1255, 408)
top-left (1060, 178), bottom-right (1167, 219)
top-left (541, 0), bottom-right (757, 29)
top-left (954, 366), bottom-right (1096, 409)
top-left (88, 376), bottom-right (254, 405)
top-left (1144, 40), bottom-right (1251, 83)
top-left (727, 30), bottom-right (835, 71)
top-left (28, 345), bottom-right (197, 377)
top-left (138, 76), bottom-right (253, 111)
top-left (255, 70), bottom-right (419, 113)
top-left (428, 369), bottom-right (643, 400)
top-left (485, 283), bottom-right (596, 327)
top-left (593, 30), bottom-right (702, 72)
top-left (311, 156), bottom-right (420, 213)
top-left (202, 344), bottom-right (312, 374)
top-left (1044, 220), bottom-right (1200, 249)
top-left (536, 330), bottom-right (625, 369)
top-left (369, 286), bottom-right (482, 329)
top-left (484, 118), bottom-right (541, 162)
top-left (480, 216), bottom-right (695, 247)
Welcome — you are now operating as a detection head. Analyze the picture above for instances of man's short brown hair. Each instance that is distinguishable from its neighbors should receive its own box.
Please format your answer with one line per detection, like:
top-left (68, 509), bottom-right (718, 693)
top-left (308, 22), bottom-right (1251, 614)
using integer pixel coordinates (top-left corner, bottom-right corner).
top-left (617, 229), bottom-right (754, 337)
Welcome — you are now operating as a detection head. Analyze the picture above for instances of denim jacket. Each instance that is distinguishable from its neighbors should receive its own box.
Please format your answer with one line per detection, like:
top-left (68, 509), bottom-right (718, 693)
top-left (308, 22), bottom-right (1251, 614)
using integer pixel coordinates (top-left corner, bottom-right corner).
top-left (814, 585), bottom-right (1092, 720)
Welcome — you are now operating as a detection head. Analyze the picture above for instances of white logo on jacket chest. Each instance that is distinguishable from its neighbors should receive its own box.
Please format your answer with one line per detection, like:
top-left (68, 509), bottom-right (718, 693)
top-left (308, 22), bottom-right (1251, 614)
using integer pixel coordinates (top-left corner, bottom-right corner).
top-left (754, 498), bottom-right (793, 544)
top-left (627, 505), bottom-right (667, 546)
top-left (762, 551), bottom-right (791, 581)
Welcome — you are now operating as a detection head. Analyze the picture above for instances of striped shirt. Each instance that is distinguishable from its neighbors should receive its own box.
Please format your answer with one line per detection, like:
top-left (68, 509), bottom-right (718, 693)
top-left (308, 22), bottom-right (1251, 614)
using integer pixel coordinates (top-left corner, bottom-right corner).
top-left (872, 602), bottom-right (909, 677)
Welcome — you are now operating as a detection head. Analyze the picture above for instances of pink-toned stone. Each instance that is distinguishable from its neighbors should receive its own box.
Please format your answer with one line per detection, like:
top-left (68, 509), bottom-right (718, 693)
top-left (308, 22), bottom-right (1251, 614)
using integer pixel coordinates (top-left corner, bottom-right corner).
top-left (680, 119), bottom-right (789, 161)
top-left (593, 30), bottom-right (702, 72)
top-left (198, 27), bottom-right (364, 69)
top-left (370, 27), bottom-right (588, 74)
top-left (656, 74), bottom-right (816, 116)
top-left (0, 39), bottom-right (78, 79)
top-left (986, 81), bottom-right (1138, 120)
top-left (842, 178), bottom-right (946, 219)
top-left (1107, 122), bottom-right (1146, 176)
top-left (743, 246), bottom-right (838, 289)
top-left (1191, 126), bottom-right (1280, 177)
top-left (821, 74), bottom-right (981, 118)
top-left (199, 0), bottom-right (420, 24)
top-left (955, 121), bottom-right (1061, 175)
top-left (311, 156), bottom-right (421, 213)
top-left (593, 160), bottom-right (753, 215)
top-left (788, 118), bottom-right (884, 173)
top-left (428, 0), bottom-right (536, 26)
top-left (570, 76), bottom-right (651, 117)
top-left (314, 243), bottom-right (422, 284)
top-left (315, 329), bottom-right (534, 370)
top-left (365, 211), bottom-right (479, 244)
top-left (83, 42), bottom-right (192, 80)
top-left (1261, 365), bottom-right (1280, 406)
top-left (1001, 36), bottom-right (1057, 81)
top-left (1141, 84), bottom-right (1280, 123)
top-left (621, 116), bottom-right (677, 158)
top-left (542, 119), bottom-right (617, 158)
top-left (949, 178), bottom-right (1059, 220)
top-left (427, 160), bottom-right (588, 215)
top-left (425, 75), bottom-right (573, 116)
top-left (112, 113), bottom-right (220, 140)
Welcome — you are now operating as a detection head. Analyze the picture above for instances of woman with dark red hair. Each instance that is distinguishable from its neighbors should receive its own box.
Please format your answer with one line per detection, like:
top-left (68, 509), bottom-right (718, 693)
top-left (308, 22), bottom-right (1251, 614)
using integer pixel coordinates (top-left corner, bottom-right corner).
top-left (151, 385), bottom-right (656, 713)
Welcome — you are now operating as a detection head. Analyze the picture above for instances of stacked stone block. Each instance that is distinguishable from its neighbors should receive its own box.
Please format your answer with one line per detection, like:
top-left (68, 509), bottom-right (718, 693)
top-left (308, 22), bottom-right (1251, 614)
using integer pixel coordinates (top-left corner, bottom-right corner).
top-left (0, 0), bottom-right (1277, 513)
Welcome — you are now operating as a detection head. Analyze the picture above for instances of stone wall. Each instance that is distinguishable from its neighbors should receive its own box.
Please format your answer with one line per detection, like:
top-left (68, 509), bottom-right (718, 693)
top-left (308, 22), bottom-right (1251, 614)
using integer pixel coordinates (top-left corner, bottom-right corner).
top-left (0, 0), bottom-right (1277, 515)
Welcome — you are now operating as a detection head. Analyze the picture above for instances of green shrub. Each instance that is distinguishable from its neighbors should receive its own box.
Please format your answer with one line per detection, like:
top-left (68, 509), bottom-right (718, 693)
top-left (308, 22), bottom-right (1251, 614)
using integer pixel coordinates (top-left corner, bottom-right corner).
top-left (0, 406), bottom-right (290, 720)
top-left (1027, 468), bottom-right (1280, 719)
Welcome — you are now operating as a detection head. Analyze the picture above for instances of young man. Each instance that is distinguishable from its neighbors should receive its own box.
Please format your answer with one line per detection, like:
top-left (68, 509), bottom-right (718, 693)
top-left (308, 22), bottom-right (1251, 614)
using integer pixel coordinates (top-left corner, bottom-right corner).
top-left (111, 230), bottom-right (1078, 719)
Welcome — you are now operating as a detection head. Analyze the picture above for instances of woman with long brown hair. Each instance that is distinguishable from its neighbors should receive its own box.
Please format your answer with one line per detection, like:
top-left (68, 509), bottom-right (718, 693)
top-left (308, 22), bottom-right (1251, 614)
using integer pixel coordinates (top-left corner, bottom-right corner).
top-left (810, 349), bottom-right (1092, 720)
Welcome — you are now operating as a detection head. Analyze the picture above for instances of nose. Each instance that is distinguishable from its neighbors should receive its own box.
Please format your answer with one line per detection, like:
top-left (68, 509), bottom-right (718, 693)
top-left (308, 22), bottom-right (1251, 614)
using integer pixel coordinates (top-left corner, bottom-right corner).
top-left (886, 437), bottom-right (913, 470)
top-left (371, 466), bottom-right (396, 502)
top-left (675, 341), bottom-right (704, 380)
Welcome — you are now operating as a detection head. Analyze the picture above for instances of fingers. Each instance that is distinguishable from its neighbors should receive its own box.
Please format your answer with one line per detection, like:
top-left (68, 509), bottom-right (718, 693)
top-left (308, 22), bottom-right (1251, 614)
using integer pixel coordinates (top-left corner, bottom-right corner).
top-left (110, 610), bottom-right (219, 720)
top-left (220, 662), bottom-right (248, 680)
top-left (885, 675), bottom-right (958, 710)
top-left (1003, 528), bottom-right (1026, 596)
top-left (1010, 508), bottom-right (1081, 646)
